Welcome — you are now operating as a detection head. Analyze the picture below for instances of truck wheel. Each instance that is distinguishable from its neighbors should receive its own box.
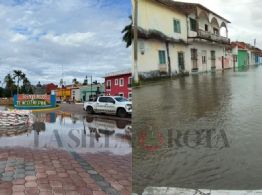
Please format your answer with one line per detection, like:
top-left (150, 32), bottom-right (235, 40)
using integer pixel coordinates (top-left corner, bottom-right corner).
top-left (117, 108), bottom-right (127, 118)
top-left (86, 106), bottom-right (94, 114)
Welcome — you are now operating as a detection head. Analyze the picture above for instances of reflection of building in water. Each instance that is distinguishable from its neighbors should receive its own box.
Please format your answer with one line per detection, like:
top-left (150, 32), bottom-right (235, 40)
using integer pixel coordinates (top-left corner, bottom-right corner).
top-left (85, 116), bottom-right (132, 141)
top-left (0, 125), bottom-right (32, 137)
top-left (33, 112), bottom-right (57, 123)
top-left (45, 113), bottom-right (57, 123)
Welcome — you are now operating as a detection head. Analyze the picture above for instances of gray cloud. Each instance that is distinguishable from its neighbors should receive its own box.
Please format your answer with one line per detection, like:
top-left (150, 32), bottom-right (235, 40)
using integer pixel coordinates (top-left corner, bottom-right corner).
top-left (0, 0), bottom-right (131, 85)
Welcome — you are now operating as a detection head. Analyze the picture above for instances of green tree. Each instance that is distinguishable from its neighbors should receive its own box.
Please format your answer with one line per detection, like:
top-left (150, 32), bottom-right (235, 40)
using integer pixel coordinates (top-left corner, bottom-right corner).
top-left (122, 16), bottom-right (133, 48)
top-left (4, 74), bottom-right (15, 97)
top-left (13, 70), bottom-right (26, 95)
top-left (21, 77), bottom-right (32, 94)
top-left (72, 78), bottom-right (79, 86)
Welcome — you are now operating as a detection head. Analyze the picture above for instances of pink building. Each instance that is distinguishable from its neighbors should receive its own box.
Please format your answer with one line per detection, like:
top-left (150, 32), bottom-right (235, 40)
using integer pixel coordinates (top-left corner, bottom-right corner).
top-left (105, 70), bottom-right (132, 100)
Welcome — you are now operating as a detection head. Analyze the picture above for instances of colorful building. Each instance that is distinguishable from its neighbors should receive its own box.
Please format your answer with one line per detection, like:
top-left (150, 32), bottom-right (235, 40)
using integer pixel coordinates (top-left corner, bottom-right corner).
top-left (80, 84), bottom-right (105, 102)
top-left (46, 83), bottom-right (57, 95)
top-left (56, 87), bottom-right (71, 101)
top-left (71, 87), bottom-right (81, 102)
top-left (105, 70), bottom-right (132, 100)
top-left (231, 42), bottom-right (262, 68)
top-left (132, 0), bottom-right (231, 79)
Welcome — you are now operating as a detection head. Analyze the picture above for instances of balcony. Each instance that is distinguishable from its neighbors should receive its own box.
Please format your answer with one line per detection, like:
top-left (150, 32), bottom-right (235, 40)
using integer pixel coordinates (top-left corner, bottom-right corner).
top-left (197, 29), bottom-right (230, 44)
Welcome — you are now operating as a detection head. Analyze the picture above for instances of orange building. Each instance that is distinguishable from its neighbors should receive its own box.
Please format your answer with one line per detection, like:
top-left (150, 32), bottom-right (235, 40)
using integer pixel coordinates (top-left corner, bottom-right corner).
top-left (56, 87), bottom-right (72, 101)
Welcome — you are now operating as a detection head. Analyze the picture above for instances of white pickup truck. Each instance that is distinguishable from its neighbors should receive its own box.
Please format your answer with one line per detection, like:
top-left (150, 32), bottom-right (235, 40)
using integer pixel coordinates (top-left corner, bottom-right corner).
top-left (83, 96), bottom-right (132, 118)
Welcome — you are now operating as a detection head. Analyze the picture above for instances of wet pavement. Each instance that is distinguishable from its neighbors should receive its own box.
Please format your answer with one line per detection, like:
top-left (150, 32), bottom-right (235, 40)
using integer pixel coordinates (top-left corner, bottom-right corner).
top-left (133, 66), bottom-right (262, 194)
top-left (0, 108), bottom-right (131, 195)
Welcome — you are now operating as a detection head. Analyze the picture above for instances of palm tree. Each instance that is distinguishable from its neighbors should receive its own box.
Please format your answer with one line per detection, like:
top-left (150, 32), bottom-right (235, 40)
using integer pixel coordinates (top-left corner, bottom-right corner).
top-left (122, 16), bottom-right (133, 48)
top-left (4, 74), bottom-right (15, 97)
top-left (22, 77), bottom-right (31, 94)
top-left (13, 70), bottom-right (26, 95)
top-left (72, 78), bottom-right (79, 86)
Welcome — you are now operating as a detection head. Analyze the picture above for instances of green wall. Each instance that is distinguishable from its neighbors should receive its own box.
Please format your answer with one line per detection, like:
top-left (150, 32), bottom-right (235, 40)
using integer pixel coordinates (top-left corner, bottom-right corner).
top-left (238, 50), bottom-right (249, 67)
top-left (80, 84), bottom-right (105, 102)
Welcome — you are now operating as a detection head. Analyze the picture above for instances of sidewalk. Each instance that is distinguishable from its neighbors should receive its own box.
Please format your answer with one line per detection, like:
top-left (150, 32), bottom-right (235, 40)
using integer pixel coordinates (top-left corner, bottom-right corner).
top-left (140, 187), bottom-right (262, 195)
top-left (0, 147), bottom-right (131, 195)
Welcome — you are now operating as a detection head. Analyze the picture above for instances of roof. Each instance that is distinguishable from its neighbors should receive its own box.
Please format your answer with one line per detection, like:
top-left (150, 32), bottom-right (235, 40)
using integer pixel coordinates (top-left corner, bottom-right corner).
top-left (231, 41), bottom-right (262, 53)
top-left (154, 0), bottom-right (231, 23)
top-left (137, 27), bottom-right (188, 44)
top-left (104, 70), bottom-right (131, 78)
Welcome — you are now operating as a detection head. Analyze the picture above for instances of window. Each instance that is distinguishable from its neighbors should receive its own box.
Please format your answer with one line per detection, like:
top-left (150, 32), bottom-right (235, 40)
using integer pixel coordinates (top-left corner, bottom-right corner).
top-left (106, 97), bottom-right (115, 104)
top-left (119, 78), bottom-right (124, 87)
top-left (190, 18), bottom-right (197, 32)
top-left (158, 50), bottom-right (166, 64)
top-left (191, 49), bottom-right (197, 60)
top-left (115, 79), bottom-right (118, 85)
top-left (119, 93), bottom-right (124, 97)
top-left (211, 50), bottom-right (216, 60)
top-left (173, 19), bottom-right (181, 33)
top-left (99, 97), bottom-right (108, 103)
top-left (106, 80), bottom-right (111, 90)
top-left (128, 77), bottom-right (132, 87)
top-left (205, 24), bottom-right (208, 32)
top-left (202, 56), bottom-right (206, 64)
top-left (115, 96), bottom-right (128, 102)
top-left (99, 97), bottom-right (115, 104)
top-left (202, 50), bottom-right (207, 64)
top-left (128, 92), bottom-right (132, 100)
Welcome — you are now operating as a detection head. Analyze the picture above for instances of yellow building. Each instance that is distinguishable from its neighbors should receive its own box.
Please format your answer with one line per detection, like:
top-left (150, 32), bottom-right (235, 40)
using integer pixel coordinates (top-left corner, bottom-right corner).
top-left (56, 88), bottom-right (71, 101)
top-left (132, 0), bottom-right (231, 79)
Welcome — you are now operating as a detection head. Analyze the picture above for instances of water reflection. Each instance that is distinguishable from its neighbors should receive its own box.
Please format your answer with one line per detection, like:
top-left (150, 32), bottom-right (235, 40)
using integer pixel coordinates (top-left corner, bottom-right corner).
top-left (133, 66), bottom-right (262, 193)
top-left (0, 110), bottom-right (131, 155)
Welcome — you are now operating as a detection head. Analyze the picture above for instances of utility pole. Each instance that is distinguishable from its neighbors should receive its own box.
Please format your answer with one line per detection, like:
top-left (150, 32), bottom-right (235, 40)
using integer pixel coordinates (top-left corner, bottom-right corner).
top-left (133, 0), bottom-right (139, 83)
top-left (90, 75), bottom-right (93, 100)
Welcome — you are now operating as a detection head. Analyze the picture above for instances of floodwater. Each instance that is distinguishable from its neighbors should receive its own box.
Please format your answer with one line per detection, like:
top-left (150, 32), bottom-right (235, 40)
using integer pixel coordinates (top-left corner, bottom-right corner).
top-left (0, 110), bottom-right (132, 155)
top-left (133, 66), bottom-right (262, 194)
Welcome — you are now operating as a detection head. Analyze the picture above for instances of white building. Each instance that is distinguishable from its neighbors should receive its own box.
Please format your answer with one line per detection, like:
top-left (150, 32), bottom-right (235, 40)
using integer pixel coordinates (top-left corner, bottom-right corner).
top-left (71, 87), bottom-right (81, 102)
top-left (132, 0), bottom-right (231, 79)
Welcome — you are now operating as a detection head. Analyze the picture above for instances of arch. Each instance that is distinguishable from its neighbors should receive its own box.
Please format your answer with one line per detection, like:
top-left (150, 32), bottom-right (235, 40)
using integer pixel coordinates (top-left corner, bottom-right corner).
top-left (198, 11), bottom-right (210, 31)
top-left (198, 10), bottom-right (209, 20)
top-left (210, 17), bottom-right (220, 35)
top-left (220, 22), bottom-right (228, 37)
top-left (220, 21), bottom-right (227, 29)
top-left (211, 17), bottom-right (219, 28)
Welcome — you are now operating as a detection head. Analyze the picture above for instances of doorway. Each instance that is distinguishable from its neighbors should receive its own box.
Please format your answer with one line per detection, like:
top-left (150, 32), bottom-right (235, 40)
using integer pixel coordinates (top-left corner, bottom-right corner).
top-left (178, 52), bottom-right (185, 73)
top-left (211, 50), bottom-right (216, 69)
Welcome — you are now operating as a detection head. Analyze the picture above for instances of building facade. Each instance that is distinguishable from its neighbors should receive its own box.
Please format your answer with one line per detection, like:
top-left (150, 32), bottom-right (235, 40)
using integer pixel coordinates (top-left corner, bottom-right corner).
top-left (132, 0), bottom-right (231, 78)
top-left (105, 70), bottom-right (132, 100)
top-left (231, 42), bottom-right (262, 68)
top-left (56, 87), bottom-right (71, 101)
top-left (80, 84), bottom-right (105, 102)
top-left (71, 88), bottom-right (81, 102)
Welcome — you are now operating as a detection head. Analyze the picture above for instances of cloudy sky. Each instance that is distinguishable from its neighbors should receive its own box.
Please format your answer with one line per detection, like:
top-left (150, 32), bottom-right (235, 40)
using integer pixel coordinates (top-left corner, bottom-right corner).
top-left (0, 0), bottom-right (131, 85)
top-left (176, 0), bottom-right (261, 47)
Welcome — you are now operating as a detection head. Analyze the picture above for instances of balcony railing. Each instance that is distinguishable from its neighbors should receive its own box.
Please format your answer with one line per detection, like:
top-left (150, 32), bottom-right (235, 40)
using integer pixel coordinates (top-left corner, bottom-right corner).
top-left (197, 29), bottom-right (230, 44)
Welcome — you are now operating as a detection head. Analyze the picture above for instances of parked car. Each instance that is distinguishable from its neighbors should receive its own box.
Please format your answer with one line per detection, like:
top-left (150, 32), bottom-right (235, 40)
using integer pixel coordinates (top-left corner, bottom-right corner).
top-left (83, 96), bottom-right (132, 118)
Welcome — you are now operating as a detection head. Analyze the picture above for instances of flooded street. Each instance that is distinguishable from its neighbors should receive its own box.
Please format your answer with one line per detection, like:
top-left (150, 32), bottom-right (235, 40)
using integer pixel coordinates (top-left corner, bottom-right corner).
top-left (0, 111), bottom-right (131, 155)
top-left (0, 107), bottom-right (131, 194)
top-left (133, 66), bottom-right (262, 194)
